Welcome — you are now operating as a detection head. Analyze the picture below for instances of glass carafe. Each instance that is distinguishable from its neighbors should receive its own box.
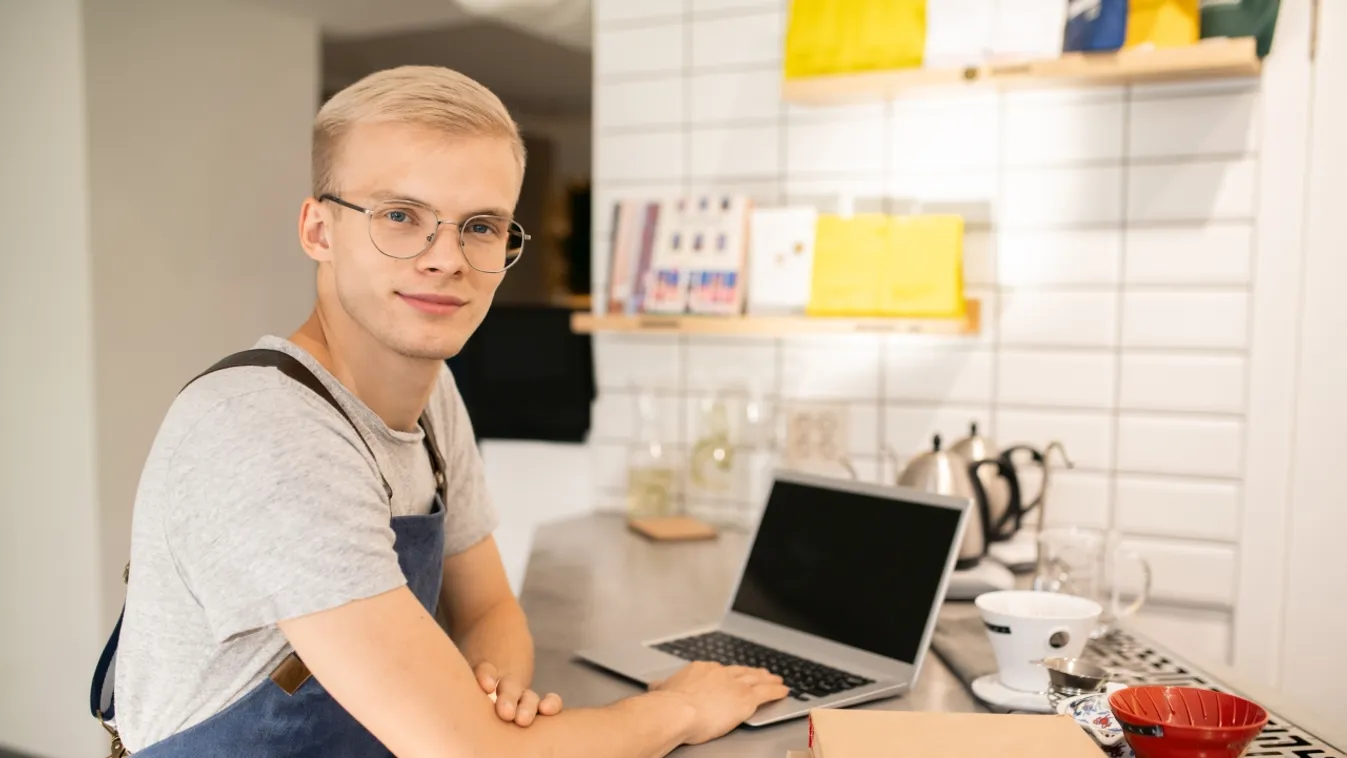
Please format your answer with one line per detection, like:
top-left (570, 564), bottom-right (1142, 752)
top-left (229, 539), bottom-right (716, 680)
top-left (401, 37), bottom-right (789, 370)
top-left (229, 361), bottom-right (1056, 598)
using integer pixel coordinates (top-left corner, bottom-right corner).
top-left (626, 390), bottom-right (678, 520)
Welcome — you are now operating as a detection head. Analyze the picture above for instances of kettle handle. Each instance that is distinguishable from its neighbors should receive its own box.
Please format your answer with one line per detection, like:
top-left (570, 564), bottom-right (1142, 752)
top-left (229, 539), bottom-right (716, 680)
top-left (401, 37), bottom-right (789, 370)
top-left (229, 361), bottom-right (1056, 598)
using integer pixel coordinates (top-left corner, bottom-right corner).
top-left (970, 457), bottom-right (1024, 543)
top-left (1000, 442), bottom-right (1074, 525)
top-left (966, 458), bottom-right (1009, 551)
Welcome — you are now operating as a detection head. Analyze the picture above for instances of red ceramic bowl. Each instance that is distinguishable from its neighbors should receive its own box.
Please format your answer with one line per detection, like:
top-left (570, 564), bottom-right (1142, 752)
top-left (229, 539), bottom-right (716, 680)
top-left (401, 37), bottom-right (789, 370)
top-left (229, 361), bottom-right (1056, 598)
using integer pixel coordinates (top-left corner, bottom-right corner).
top-left (1108, 686), bottom-right (1268, 758)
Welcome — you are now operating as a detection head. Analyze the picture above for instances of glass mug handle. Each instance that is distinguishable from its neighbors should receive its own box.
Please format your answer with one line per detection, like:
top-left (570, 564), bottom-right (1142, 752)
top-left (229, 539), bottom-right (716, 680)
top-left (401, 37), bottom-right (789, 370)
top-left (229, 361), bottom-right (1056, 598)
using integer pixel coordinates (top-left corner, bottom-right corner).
top-left (1111, 549), bottom-right (1152, 621)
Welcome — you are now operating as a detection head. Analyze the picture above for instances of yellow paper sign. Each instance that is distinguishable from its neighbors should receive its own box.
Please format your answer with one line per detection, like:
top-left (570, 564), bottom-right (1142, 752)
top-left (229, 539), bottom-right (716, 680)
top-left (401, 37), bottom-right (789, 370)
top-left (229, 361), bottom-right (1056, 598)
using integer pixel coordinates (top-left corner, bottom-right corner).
top-left (785, 0), bottom-right (927, 79)
top-left (806, 213), bottom-right (965, 318)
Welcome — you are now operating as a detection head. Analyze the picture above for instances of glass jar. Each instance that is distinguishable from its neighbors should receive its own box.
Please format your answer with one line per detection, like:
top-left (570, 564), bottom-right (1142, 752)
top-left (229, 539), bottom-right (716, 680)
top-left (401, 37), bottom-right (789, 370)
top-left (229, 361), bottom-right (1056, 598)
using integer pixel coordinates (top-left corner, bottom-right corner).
top-left (626, 390), bottom-right (678, 520)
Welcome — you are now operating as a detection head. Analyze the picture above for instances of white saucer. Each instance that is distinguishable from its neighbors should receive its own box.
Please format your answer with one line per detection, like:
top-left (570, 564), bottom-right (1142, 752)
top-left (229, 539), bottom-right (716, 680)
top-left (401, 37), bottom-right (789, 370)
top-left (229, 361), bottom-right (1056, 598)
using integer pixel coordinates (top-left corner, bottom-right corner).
top-left (971, 674), bottom-right (1125, 713)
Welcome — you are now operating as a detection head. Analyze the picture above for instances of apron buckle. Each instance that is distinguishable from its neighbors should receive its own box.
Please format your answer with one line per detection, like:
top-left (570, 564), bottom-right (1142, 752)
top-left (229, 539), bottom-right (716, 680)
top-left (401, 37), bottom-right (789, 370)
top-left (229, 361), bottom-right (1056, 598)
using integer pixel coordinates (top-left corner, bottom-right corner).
top-left (97, 710), bottom-right (130, 757)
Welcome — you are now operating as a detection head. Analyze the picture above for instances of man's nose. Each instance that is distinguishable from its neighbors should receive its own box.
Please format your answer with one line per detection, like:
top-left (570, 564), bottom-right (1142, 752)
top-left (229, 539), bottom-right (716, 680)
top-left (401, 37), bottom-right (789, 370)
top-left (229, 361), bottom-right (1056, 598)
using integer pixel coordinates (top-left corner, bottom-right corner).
top-left (417, 223), bottom-right (471, 274)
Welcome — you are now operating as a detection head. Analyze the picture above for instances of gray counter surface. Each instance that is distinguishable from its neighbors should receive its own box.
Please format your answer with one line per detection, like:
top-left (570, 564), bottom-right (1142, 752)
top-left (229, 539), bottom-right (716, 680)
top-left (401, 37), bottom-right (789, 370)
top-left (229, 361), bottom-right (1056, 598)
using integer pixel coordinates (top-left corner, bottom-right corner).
top-left (518, 513), bottom-right (1345, 757)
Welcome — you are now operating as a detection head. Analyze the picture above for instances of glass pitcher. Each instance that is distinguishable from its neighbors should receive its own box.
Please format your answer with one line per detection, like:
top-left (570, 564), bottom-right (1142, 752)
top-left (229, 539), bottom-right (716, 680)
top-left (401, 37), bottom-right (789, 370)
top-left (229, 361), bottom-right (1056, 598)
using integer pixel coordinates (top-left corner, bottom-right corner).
top-left (1032, 526), bottom-right (1152, 638)
top-left (626, 390), bottom-right (678, 520)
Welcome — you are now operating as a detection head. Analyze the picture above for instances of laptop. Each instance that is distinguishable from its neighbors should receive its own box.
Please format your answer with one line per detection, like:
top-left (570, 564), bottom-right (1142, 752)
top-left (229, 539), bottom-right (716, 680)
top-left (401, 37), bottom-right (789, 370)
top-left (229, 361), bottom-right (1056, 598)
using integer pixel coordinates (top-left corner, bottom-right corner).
top-left (575, 468), bottom-right (973, 726)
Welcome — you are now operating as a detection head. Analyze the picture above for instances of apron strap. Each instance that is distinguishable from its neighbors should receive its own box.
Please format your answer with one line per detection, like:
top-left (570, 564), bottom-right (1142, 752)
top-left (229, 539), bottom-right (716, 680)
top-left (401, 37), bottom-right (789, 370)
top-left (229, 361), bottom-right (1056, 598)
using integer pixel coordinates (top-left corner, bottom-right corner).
top-left (189, 349), bottom-right (394, 499)
top-left (419, 411), bottom-right (447, 499)
top-left (89, 347), bottom-right (406, 724)
top-left (90, 605), bottom-right (124, 721)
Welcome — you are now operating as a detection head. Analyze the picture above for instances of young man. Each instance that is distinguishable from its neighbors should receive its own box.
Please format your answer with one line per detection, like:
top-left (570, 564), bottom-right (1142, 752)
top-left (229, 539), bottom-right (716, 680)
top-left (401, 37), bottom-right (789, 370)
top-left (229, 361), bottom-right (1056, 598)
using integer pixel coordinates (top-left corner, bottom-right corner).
top-left (96, 65), bottom-right (787, 757)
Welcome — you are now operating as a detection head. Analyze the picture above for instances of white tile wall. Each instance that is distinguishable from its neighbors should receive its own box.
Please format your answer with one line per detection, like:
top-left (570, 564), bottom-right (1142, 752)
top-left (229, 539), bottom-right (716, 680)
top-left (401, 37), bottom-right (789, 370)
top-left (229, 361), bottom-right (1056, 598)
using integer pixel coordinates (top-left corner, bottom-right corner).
top-left (1116, 415), bottom-right (1244, 478)
top-left (596, 130), bottom-right (684, 182)
top-left (1000, 291), bottom-right (1118, 347)
top-left (1117, 537), bottom-right (1237, 606)
top-left (1003, 98), bottom-right (1126, 166)
top-left (888, 171), bottom-right (1000, 225)
top-left (779, 340), bottom-right (881, 399)
top-left (590, 6), bottom-right (1267, 630)
top-left (1116, 476), bottom-right (1241, 541)
top-left (593, 334), bottom-right (683, 390)
top-left (786, 116), bottom-right (887, 176)
top-left (998, 350), bottom-right (1116, 409)
top-left (597, 78), bottom-right (685, 129)
top-left (691, 11), bottom-right (784, 68)
top-left (691, 124), bottom-right (780, 178)
top-left (692, 0), bottom-right (781, 14)
top-left (1119, 354), bottom-right (1247, 414)
top-left (891, 95), bottom-right (1001, 172)
top-left (1002, 166), bottom-right (1123, 227)
top-left (597, 24), bottom-right (684, 77)
top-left (1128, 159), bottom-right (1258, 222)
top-left (995, 409), bottom-right (1113, 470)
top-left (1038, 469), bottom-right (1111, 529)
top-left (1121, 292), bottom-right (1250, 350)
top-left (998, 230), bottom-right (1122, 287)
top-left (685, 337), bottom-right (777, 392)
top-left (1125, 224), bottom-right (1254, 285)
top-left (885, 347), bottom-right (994, 404)
top-left (1129, 606), bottom-right (1233, 664)
top-left (591, 391), bottom-right (685, 442)
top-left (1128, 92), bottom-right (1259, 159)
top-left (689, 68), bottom-right (783, 122)
top-left (596, 0), bottom-right (685, 25)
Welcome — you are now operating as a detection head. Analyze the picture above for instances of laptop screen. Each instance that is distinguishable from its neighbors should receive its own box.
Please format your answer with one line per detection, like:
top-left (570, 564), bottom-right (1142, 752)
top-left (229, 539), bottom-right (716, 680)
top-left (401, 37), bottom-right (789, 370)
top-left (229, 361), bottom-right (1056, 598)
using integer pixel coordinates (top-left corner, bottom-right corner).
top-left (729, 476), bottom-right (964, 664)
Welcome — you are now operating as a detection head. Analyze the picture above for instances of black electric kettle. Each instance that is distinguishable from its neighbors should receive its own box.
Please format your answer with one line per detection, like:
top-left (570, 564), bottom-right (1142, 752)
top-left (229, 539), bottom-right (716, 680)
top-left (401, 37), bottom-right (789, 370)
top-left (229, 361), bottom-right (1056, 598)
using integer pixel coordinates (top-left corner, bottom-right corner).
top-left (947, 422), bottom-right (1073, 543)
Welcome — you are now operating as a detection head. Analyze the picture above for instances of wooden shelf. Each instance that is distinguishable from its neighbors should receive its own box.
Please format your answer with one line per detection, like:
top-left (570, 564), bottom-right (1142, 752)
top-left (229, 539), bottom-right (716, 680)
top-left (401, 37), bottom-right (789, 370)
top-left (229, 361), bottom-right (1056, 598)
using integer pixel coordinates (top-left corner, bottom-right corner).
top-left (572, 300), bottom-right (981, 337)
top-left (783, 37), bottom-right (1261, 106)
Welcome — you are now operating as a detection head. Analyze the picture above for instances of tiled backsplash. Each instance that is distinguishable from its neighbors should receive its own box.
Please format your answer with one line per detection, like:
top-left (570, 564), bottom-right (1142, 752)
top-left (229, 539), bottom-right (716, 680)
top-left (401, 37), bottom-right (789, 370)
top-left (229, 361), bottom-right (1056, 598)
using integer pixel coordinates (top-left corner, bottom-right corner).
top-left (589, 0), bottom-right (1259, 662)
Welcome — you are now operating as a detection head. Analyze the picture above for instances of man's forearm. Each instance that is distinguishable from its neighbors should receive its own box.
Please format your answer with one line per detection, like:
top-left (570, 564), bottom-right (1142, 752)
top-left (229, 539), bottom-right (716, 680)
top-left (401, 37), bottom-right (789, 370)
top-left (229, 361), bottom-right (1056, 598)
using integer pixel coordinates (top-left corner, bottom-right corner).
top-left (516, 691), bottom-right (695, 758)
top-left (454, 598), bottom-right (535, 683)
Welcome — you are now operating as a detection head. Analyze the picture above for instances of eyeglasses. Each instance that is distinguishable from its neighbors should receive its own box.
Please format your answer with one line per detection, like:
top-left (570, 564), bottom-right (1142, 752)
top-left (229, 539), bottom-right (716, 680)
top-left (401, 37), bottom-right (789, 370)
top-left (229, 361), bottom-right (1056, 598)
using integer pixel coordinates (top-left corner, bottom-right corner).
top-left (320, 194), bottom-right (528, 273)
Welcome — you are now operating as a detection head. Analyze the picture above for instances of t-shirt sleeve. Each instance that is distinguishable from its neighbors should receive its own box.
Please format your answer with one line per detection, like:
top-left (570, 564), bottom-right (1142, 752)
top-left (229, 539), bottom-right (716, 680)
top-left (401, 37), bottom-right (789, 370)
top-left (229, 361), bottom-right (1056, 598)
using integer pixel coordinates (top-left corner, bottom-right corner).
top-left (437, 366), bottom-right (500, 557)
top-left (162, 387), bottom-right (407, 644)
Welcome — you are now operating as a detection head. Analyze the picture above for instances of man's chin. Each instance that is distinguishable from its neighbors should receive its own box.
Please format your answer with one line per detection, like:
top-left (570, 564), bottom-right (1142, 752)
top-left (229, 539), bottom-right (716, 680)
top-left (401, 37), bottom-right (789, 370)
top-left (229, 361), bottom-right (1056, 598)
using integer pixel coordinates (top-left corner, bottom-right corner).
top-left (388, 335), bottom-right (467, 362)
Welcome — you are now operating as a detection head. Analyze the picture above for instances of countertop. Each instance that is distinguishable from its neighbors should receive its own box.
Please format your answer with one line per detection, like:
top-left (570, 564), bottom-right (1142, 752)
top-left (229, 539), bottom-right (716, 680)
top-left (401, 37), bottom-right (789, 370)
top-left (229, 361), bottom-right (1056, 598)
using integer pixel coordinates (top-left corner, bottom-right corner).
top-left (517, 513), bottom-right (1346, 757)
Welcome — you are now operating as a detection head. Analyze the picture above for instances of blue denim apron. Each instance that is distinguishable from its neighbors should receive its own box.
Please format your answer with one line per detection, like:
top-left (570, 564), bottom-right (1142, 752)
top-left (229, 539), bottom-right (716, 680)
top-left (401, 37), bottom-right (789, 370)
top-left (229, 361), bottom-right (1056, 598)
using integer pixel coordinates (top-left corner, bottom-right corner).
top-left (90, 349), bottom-right (449, 757)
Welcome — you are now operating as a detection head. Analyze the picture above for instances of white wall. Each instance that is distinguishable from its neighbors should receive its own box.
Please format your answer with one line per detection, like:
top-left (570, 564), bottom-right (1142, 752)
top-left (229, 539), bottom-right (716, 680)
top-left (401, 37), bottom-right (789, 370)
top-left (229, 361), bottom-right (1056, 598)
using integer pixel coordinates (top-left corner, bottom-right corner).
top-left (83, 0), bottom-right (320, 642)
top-left (587, 0), bottom-right (1343, 697)
top-left (0, 3), bottom-right (102, 756)
top-left (1, 1), bottom-right (320, 755)
top-left (1279, 0), bottom-right (1347, 705)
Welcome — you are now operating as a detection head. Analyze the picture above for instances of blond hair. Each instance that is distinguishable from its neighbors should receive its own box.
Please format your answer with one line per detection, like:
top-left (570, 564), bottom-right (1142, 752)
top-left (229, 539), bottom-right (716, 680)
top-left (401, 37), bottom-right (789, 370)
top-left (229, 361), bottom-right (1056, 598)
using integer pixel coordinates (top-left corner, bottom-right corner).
top-left (312, 65), bottom-right (526, 196)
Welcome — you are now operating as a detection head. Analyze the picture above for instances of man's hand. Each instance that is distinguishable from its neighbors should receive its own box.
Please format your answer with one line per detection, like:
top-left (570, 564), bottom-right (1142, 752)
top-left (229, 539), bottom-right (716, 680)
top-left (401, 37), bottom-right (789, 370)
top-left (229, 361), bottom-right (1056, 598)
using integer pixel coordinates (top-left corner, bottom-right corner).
top-left (474, 661), bottom-right (563, 726)
top-left (650, 661), bottom-right (790, 745)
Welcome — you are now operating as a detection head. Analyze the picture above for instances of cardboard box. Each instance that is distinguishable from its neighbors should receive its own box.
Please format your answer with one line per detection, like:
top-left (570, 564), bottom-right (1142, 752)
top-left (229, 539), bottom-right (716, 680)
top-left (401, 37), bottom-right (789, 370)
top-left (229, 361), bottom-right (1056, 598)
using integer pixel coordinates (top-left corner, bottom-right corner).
top-left (805, 710), bottom-right (1103, 758)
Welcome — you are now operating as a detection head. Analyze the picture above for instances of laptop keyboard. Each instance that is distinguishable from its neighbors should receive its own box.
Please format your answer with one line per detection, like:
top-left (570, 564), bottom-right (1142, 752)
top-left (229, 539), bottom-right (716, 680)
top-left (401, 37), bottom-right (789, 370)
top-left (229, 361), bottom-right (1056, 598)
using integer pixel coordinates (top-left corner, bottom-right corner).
top-left (652, 631), bottom-right (875, 701)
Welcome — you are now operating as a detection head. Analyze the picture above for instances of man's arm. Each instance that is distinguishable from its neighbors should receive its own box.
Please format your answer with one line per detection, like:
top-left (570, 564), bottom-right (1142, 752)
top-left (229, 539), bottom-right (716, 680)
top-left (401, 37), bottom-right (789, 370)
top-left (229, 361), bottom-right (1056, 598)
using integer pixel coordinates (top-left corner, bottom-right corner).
top-left (440, 536), bottom-right (532, 678)
top-left (279, 585), bottom-right (788, 758)
top-left (439, 535), bottom-right (549, 722)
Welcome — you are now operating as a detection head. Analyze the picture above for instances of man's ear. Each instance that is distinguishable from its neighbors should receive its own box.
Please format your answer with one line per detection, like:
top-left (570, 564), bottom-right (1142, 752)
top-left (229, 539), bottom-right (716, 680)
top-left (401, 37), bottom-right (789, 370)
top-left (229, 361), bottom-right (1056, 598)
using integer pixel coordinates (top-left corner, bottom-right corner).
top-left (298, 197), bottom-right (333, 263)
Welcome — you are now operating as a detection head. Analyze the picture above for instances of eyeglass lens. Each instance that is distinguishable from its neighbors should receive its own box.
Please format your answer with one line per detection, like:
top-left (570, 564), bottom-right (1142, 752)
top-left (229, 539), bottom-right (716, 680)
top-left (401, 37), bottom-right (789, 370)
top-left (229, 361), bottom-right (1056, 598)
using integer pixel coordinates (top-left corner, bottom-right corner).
top-left (367, 202), bottom-right (524, 271)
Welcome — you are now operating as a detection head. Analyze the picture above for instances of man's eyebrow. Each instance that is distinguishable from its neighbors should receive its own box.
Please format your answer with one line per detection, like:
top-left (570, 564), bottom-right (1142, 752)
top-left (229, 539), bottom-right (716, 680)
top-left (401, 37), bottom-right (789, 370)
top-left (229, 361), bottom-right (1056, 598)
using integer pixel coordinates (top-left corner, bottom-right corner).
top-left (367, 191), bottom-right (513, 221)
top-left (464, 207), bottom-right (515, 221)
top-left (367, 189), bottom-right (435, 209)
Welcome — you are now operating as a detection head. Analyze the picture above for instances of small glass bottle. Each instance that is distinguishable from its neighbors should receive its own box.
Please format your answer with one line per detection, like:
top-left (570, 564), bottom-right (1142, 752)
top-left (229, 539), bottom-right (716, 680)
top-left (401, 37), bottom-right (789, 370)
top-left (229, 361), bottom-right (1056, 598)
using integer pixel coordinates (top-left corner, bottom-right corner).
top-left (626, 390), bottom-right (677, 519)
top-left (689, 394), bottom-right (735, 496)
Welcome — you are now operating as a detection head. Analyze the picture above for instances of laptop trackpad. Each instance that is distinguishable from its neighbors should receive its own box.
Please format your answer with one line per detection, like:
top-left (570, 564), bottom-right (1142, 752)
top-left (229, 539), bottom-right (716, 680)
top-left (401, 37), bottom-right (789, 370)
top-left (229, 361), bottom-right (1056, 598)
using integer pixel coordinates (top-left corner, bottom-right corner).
top-left (616, 645), bottom-right (690, 684)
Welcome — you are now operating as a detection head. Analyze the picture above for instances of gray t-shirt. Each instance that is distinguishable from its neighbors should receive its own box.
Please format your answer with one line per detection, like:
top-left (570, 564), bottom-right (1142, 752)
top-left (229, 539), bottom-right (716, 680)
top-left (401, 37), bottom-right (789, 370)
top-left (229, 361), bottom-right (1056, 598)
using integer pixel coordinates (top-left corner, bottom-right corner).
top-left (113, 336), bottom-right (499, 751)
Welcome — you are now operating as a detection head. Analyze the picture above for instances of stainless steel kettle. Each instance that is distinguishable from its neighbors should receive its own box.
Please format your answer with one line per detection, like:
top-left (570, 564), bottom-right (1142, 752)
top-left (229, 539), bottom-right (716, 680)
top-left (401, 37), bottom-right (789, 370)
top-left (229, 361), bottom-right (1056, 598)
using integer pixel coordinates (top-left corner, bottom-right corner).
top-left (896, 433), bottom-right (990, 570)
